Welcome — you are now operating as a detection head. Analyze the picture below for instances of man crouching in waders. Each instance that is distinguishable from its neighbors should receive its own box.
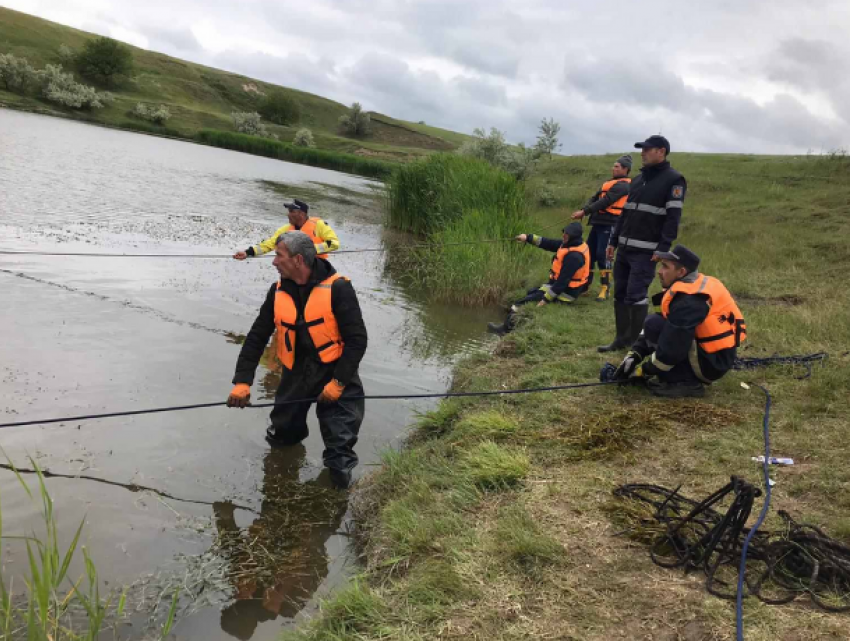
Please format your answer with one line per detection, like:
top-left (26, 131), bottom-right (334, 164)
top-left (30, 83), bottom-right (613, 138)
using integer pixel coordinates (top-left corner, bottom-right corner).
top-left (612, 244), bottom-right (746, 398)
top-left (226, 231), bottom-right (367, 489)
top-left (487, 222), bottom-right (590, 335)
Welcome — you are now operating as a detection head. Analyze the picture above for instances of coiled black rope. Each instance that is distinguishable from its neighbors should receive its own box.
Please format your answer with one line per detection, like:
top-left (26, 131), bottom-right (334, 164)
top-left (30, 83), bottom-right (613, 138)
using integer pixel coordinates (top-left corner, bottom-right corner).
top-left (0, 380), bottom-right (618, 429)
top-left (613, 477), bottom-right (850, 615)
top-left (733, 352), bottom-right (827, 379)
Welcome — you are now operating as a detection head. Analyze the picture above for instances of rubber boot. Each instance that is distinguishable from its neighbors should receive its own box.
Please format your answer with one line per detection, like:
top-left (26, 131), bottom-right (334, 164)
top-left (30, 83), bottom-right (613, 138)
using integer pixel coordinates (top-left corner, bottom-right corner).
top-left (596, 269), bottom-right (611, 302)
top-left (487, 321), bottom-right (507, 335)
top-left (646, 379), bottom-right (706, 398)
top-left (627, 304), bottom-right (649, 346)
top-left (597, 301), bottom-right (630, 353)
top-left (487, 311), bottom-right (516, 336)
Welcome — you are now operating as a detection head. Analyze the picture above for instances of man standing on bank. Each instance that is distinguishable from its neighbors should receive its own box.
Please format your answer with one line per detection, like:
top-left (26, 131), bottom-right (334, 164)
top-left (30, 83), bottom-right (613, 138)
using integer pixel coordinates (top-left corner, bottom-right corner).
top-left (599, 135), bottom-right (687, 353)
top-left (233, 199), bottom-right (341, 261)
top-left (613, 245), bottom-right (746, 398)
top-left (571, 154), bottom-right (632, 301)
top-left (226, 231), bottom-right (367, 489)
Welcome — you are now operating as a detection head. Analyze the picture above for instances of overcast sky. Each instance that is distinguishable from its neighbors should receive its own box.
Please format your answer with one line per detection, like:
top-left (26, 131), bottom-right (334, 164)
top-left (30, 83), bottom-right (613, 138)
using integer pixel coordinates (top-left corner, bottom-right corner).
top-left (5, 0), bottom-right (850, 154)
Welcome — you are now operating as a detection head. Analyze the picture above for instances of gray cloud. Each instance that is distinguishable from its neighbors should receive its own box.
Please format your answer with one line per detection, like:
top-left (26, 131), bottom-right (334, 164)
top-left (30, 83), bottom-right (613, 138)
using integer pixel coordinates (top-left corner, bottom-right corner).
top-left (11, 0), bottom-right (850, 153)
top-left (142, 26), bottom-right (202, 54)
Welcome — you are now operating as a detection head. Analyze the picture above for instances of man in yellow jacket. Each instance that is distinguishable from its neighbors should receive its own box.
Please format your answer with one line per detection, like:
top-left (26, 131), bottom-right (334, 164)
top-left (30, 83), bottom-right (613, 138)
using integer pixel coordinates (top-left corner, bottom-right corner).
top-left (233, 199), bottom-right (341, 260)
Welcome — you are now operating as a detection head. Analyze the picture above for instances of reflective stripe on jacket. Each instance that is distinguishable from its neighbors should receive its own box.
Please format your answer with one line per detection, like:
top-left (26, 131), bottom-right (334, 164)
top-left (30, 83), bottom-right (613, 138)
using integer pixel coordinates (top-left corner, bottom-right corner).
top-left (550, 242), bottom-right (591, 287)
top-left (274, 273), bottom-right (347, 369)
top-left (661, 274), bottom-right (747, 353)
top-left (617, 163), bottom-right (685, 253)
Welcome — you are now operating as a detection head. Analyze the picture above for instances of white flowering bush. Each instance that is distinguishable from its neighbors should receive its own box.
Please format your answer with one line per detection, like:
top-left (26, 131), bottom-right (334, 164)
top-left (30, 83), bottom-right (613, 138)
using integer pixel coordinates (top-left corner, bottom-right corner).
top-left (293, 128), bottom-right (315, 147)
top-left (0, 53), bottom-right (38, 93)
top-left (133, 102), bottom-right (171, 124)
top-left (231, 111), bottom-right (269, 137)
top-left (458, 127), bottom-right (539, 180)
top-left (40, 64), bottom-right (112, 109)
top-left (57, 44), bottom-right (75, 64)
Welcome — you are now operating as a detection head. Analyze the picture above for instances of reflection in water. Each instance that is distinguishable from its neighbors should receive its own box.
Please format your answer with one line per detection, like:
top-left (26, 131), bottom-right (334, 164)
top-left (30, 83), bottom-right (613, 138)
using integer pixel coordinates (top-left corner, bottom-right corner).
top-left (214, 445), bottom-right (347, 640)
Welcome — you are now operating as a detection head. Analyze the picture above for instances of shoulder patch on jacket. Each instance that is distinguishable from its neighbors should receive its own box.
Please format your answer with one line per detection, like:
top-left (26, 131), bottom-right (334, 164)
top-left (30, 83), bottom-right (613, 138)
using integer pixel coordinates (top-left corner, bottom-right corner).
top-left (671, 185), bottom-right (684, 199)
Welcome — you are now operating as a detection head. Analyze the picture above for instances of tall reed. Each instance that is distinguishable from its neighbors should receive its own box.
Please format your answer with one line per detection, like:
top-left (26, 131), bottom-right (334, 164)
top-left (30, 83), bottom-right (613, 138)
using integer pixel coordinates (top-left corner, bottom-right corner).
top-left (386, 154), bottom-right (527, 236)
top-left (196, 130), bottom-right (395, 179)
top-left (385, 154), bottom-right (534, 305)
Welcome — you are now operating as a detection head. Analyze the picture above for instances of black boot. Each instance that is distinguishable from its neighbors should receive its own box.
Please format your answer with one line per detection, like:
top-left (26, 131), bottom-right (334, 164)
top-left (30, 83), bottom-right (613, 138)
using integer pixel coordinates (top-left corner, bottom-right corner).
top-left (645, 379), bottom-right (706, 398)
top-left (487, 311), bottom-right (516, 336)
top-left (627, 304), bottom-right (649, 346)
top-left (329, 467), bottom-right (353, 489)
top-left (487, 321), bottom-right (507, 335)
top-left (597, 301), bottom-right (630, 353)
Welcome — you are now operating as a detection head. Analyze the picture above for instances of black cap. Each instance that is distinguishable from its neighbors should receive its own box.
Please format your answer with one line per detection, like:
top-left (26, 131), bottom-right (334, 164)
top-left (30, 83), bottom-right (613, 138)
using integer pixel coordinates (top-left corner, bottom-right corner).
top-left (634, 135), bottom-right (671, 154)
top-left (285, 198), bottom-right (309, 214)
top-left (563, 222), bottom-right (583, 239)
top-left (654, 244), bottom-right (700, 272)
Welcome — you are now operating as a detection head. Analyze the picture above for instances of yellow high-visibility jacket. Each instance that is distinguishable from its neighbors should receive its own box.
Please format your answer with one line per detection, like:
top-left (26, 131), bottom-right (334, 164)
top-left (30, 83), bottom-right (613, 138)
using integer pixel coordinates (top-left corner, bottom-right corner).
top-left (253, 218), bottom-right (341, 258)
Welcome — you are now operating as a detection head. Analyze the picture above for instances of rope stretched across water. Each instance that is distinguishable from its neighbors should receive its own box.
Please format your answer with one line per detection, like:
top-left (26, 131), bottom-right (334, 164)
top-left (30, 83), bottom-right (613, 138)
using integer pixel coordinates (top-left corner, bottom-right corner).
top-left (0, 215), bottom-right (575, 259)
top-left (0, 380), bottom-right (618, 429)
top-left (0, 237), bottom-right (516, 259)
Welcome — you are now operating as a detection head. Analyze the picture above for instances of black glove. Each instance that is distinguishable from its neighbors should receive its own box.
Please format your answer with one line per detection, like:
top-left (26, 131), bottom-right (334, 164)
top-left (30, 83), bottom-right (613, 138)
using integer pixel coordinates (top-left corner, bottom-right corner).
top-left (613, 351), bottom-right (643, 381)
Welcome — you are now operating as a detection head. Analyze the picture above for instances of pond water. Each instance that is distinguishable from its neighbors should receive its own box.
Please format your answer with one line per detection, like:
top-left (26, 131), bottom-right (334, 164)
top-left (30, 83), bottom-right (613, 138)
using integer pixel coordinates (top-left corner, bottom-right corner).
top-left (0, 110), bottom-right (496, 639)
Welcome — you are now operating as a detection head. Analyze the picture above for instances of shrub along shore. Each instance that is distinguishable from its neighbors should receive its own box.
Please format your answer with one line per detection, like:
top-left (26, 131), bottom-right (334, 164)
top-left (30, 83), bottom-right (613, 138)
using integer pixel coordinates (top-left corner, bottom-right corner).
top-left (384, 154), bottom-right (536, 305)
top-left (283, 151), bottom-right (850, 640)
top-left (195, 130), bottom-right (396, 180)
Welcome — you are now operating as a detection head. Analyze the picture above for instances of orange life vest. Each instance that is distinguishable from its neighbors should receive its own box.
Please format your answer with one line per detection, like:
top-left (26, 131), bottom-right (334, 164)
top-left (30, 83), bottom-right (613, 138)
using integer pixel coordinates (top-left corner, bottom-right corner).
top-left (285, 218), bottom-right (328, 258)
top-left (661, 274), bottom-right (747, 353)
top-left (273, 273), bottom-right (346, 370)
top-left (549, 242), bottom-right (591, 288)
top-left (599, 178), bottom-right (631, 216)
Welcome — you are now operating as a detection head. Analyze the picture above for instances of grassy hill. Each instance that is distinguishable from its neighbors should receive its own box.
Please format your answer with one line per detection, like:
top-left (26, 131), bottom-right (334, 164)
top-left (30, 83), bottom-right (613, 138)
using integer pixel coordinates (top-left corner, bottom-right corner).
top-left (0, 6), bottom-right (468, 164)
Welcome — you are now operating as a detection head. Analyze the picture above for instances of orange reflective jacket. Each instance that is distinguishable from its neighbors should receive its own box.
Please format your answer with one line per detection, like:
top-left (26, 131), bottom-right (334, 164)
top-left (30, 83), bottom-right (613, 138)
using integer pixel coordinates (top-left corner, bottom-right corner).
top-left (549, 243), bottom-right (591, 287)
top-left (274, 273), bottom-right (346, 370)
top-left (599, 178), bottom-right (631, 216)
top-left (661, 274), bottom-right (747, 353)
top-left (298, 218), bottom-right (327, 258)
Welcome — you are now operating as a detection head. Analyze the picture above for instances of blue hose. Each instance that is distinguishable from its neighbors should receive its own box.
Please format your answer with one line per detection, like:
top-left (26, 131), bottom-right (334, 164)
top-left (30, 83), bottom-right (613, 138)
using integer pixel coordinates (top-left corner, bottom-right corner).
top-left (736, 384), bottom-right (772, 641)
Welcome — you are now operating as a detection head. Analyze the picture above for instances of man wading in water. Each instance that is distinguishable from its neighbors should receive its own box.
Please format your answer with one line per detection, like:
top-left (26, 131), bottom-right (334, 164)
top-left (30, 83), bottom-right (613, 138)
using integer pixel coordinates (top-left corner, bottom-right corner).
top-left (232, 199), bottom-right (341, 260)
top-left (226, 231), bottom-right (367, 489)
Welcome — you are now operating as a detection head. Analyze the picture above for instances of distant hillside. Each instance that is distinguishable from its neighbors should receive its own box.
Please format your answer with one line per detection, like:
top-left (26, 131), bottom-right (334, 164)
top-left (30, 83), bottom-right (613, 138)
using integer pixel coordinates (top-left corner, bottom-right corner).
top-left (0, 6), bottom-right (470, 162)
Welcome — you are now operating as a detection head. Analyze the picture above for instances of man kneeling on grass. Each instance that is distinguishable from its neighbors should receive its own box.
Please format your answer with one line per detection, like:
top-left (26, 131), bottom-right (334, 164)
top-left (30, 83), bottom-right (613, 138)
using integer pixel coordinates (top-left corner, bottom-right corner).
top-left (487, 222), bottom-right (590, 335)
top-left (612, 244), bottom-right (747, 398)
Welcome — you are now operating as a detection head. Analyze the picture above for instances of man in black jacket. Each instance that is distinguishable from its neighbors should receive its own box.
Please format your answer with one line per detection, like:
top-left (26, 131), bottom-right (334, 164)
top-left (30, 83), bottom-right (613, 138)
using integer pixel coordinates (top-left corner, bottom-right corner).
top-left (571, 154), bottom-right (632, 301)
top-left (487, 222), bottom-right (590, 335)
top-left (599, 135), bottom-right (686, 353)
top-left (612, 245), bottom-right (746, 398)
top-left (226, 231), bottom-right (368, 489)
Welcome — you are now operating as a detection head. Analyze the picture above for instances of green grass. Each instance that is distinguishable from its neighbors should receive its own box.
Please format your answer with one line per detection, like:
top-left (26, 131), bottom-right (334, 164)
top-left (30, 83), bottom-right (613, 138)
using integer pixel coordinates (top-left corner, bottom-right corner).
top-left (0, 6), bottom-right (470, 170)
top-left (0, 453), bottom-right (180, 641)
top-left (285, 150), bottom-right (850, 641)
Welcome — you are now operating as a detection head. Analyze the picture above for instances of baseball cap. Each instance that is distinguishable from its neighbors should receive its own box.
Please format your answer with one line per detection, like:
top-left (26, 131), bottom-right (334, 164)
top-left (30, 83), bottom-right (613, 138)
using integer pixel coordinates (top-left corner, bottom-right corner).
top-left (634, 135), bottom-right (671, 154)
top-left (562, 222), bottom-right (583, 238)
top-left (654, 244), bottom-right (700, 272)
top-left (284, 199), bottom-right (309, 213)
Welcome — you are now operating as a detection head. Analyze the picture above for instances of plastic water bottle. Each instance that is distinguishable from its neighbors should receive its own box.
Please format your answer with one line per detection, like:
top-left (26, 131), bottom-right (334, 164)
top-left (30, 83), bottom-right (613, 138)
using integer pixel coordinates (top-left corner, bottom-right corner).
top-left (751, 456), bottom-right (794, 465)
